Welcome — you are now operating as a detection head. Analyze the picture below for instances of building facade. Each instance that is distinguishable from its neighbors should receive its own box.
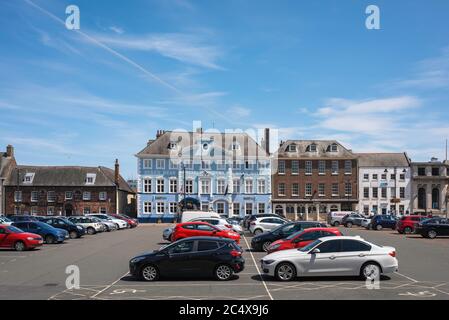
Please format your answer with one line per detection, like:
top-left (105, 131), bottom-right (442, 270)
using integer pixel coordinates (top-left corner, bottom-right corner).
top-left (356, 153), bottom-right (411, 216)
top-left (271, 140), bottom-right (358, 221)
top-left (410, 159), bottom-right (449, 216)
top-left (136, 129), bottom-right (271, 222)
top-left (0, 145), bottom-right (17, 216)
top-left (4, 160), bottom-right (135, 216)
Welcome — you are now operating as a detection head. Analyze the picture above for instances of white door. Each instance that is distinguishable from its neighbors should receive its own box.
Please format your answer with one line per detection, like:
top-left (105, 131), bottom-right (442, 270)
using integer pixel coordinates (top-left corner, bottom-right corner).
top-left (300, 239), bottom-right (345, 276)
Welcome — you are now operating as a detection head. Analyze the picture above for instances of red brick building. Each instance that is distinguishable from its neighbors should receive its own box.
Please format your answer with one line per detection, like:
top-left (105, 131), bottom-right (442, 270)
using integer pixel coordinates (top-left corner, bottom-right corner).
top-left (4, 159), bottom-right (135, 217)
top-left (272, 140), bottom-right (358, 221)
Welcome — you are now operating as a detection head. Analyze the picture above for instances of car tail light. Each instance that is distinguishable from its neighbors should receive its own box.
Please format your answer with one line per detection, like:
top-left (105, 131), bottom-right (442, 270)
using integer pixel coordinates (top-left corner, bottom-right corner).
top-left (250, 222), bottom-right (256, 225)
top-left (389, 251), bottom-right (396, 258)
top-left (225, 224), bottom-right (232, 228)
top-left (230, 250), bottom-right (242, 257)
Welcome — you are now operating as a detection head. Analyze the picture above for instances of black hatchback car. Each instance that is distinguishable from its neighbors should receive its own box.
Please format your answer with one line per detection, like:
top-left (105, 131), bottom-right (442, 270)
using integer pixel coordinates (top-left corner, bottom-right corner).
top-left (129, 237), bottom-right (245, 281)
top-left (251, 221), bottom-right (327, 252)
top-left (39, 217), bottom-right (85, 239)
top-left (416, 217), bottom-right (449, 239)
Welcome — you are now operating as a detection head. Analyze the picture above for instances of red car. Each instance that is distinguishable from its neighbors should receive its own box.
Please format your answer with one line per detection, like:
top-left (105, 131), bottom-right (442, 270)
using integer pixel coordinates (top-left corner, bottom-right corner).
top-left (109, 213), bottom-right (139, 228)
top-left (267, 227), bottom-right (342, 253)
top-left (0, 225), bottom-right (43, 251)
top-left (172, 222), bottom-right (241, 243)
top-left (396, 215), bottom-right (430, 234)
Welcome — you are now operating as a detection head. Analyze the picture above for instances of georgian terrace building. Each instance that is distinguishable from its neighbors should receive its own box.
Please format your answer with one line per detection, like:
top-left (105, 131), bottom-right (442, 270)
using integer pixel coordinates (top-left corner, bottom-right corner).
top-left (411, 159), bottom-right (449, 216)
top-left (271, 140), bottom-right (358, 221)
top-left (135, 129), bottom-right (272, 223)
top-left (356, 153), bottom-right (412, 216)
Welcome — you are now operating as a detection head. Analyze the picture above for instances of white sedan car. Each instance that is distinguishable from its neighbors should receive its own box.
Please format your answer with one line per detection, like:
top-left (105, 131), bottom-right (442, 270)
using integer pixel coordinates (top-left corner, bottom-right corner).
top-left (189, 217), bottom-right (243, 234)
top-left (87, 214), bottom-right (128, 229)
top-left (249, 216), bottom-right (288, 235)
top-left (261, 236), bottom-right (398, 281)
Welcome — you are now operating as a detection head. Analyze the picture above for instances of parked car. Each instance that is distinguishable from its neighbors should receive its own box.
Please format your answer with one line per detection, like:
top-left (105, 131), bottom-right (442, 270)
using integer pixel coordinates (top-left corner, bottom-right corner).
top-left (129, 237), bottom-right (245, 281)
top-left (11, 221), bottom-right (68, 244)
top-left (361, 218), bottom-right (371, 229)
top-left (8, 215), bottom-right (39, 223)
top-left (267, 227), bottom-right (343, 253)
top-left (87, 214), bottom-right (128, 230)
top-left (327, 211), bottom-right (356, 227)
top-left (0, 216), bottom-right (13, 226)
top-left (189, 217), bottom-right (243, 234)
top-left (180, 211), bottom-right (221, 224)
top-left (342, 213), bottom-right (368, 228)
top-left (162, 227), bottom-right (174, 241)
top-left (249, 216), bottom-right (288, 235)
top-left (251, 221), bottom-right (327, 252)
top-left (67, 216), bottom-right (104, 235)
top-left (91, 217), bottom-right (117, 232)
top-left (172, 222), bottom-right (241, 243)
top-left (39, 217), bottom-right (85, 239)
top-left (370, 215), bottom-right (398, 231)
top-left (415, 217), bottom-right (449, 239)
top-left (396, 215), bottom-right (430, 234)
top-left (225, 218), bottom-right (244, 234)
top-left (261, 236), bottom-right (398, 281)
top-left (243, 214), bottom-right (285, 230)
top-left (0, 225), bottom-right (43, 251)
top-left (108, 213), bottom-right (136, 228)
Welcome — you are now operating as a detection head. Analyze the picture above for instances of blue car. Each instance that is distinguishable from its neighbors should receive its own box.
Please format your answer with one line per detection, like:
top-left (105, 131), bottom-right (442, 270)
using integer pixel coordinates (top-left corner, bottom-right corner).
top-left (370, 215), bottom-right (398, 231)
top-left (12, 221), bottom-right (69, 244)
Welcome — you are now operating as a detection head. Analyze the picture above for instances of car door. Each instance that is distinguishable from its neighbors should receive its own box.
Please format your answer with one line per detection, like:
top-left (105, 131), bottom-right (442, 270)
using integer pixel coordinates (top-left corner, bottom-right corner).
top-left (190, 240), bottom-right (220, 276)
top-left (0, 227), bottom-right (8, 248)
top-left (293, 231), bottom-right (323, 248)
top-left (300, 239), bottom-right (342, 276)
top-left (28, 223), bottom-right (42, 236)
top-left (337, 240), bottom-right (373, 275)
top-left (353, 214), bottom-right (364, 226)
top-left (439, 219), bottom-right (449, 236)
top-left (158, 240), bottom-right (197, 276)
top-left (195, 224), bottom-right (217, 237)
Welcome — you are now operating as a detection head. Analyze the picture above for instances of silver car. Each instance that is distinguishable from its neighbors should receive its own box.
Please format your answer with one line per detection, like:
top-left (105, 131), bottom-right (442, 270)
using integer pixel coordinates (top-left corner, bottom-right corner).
top-left (91, 217), bottom-right (117, 232)
top-left (261, 236), bottom-right (398, 281)
top-left (162, 227), bottom-right (173, 241)
top-left (68, 216), bottom-right (104, 235)
top-left (249, 216), bottom-right (288, 235)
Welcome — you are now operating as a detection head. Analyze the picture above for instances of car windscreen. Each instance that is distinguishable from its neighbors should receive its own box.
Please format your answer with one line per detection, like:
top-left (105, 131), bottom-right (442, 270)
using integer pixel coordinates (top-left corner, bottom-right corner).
top-left (7, 226), bottom-right (24, 233)
top-left (299, 239), bottom-right (321, 252)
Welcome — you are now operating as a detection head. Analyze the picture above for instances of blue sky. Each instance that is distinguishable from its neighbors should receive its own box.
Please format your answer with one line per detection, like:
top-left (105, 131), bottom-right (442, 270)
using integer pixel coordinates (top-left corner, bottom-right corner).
top-left (1, 0), bottom-right (449, 178)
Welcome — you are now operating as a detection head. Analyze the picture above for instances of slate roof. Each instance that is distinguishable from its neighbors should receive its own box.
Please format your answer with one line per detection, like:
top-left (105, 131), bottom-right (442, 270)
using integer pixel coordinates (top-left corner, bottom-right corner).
top-left (5, 165), bottom-right (134, 193)
top-left (356, 153), bottom-right (411, 167)
top-left (275, 140), bottom-right (356, 159)
top-left (136, 130), bottom-right (269, 158)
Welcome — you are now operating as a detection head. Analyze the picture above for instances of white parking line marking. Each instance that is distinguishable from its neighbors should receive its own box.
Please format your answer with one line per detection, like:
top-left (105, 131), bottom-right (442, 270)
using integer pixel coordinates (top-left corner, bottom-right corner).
top-left (394, 272), bottom-right (419, 283)
top-left (90, 271), bottom-right (130, 299)
top-left (242, 235), bottom-right (273, 300)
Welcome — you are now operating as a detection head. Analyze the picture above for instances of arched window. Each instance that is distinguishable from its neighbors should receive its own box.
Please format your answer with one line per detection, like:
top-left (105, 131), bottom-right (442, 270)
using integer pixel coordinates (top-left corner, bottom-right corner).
top-left (286, 205), bottom-right (295, 214)
top-left (432, 188), bottom-right (440, 209)
top-left (275, 205), bottom-right (284, 215)
top-left (418, 188), bottom-right (426, 209)
top-left (330, 205), bottom-right (338, 212)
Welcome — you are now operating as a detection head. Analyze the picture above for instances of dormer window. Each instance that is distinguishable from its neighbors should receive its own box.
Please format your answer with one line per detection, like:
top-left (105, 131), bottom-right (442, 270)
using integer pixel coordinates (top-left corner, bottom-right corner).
top-left (169, 142), bottom-right (177, 150)
top-left (232, 142), bottom-right (240, 150)
top-left (307, 143), bottom-right (317, 152)
top-left (287, 144), bottom-right (297, 152)
top-left (23, 173), bottom-right (35, 184)
top-left (85, 173), bottom-right (96, 185)
top-left (330, 143), bottom-right (338, 152)
top-left (202, 143), bottom-right (209, 151)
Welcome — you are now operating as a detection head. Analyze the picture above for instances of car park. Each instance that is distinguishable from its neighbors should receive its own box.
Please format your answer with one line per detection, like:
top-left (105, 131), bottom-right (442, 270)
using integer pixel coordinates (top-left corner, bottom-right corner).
top-left (189, 217), bottom-right (243, 234)
top-left (369, 215), bottom-right (398, 231)
top-left (129, 237), bottom-right (245, 281)
top-left (267, 227), bottom-right (342, 253)
top-left (0, 225), bottom-right (43, 251)
top-left (68, 216), bottom-right (104, 235)
top-left (415, 217), bottom-right (449, 239)
top-left (8, 215), bottom-right (39, 223)
top-left (172, 222), bottom-right (241, 243)
top-left (0, 216), bottom-right (13, 226)
top-left (396, 215), bottom-right (430, 234)
top-left (87, 214), bottom-right (128, 230)
top-left (327, 211), bottom-right (355, 227)
top-left (251, 221), bottom-right (327, 252)
top-left (11, 221), bottom-right (68, 244)
top-left (261, 236), bottom-right (398, 281)
top-left (39, 217), bottom-right (85, 239)
top-left (249, 216), bottom-right (288, 235)
top-left (342, 213), bottom-right (367, 228)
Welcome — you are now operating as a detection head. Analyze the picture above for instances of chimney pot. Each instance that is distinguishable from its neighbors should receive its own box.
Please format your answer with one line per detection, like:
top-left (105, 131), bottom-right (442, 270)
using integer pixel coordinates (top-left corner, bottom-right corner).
top-left (114, 159), bottom-right (120, 185)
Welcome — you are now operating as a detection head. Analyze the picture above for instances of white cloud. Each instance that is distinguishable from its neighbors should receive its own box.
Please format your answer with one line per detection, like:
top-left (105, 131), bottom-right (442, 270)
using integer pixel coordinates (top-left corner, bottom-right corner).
top-left (109, 26), bottom-right (124, 35)
top-left (229, 106), bottom-right (251, 117)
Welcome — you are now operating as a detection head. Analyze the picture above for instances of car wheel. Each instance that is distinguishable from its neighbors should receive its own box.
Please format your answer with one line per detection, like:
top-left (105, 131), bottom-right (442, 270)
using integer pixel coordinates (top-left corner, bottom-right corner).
top-left (333, 221), bottom-right (340, 227)
top-left (215, 264), bottom-right (233, 281)
top-left (87, 227), bottom-right (96, 235)
top-left (346, 222), bottom-right (353, 228)
top-left (45, 235), bottom-right (55, 244)
top-left (275, 262), bottom-right (296, 281)
top-left (376, 225), bottom-right (383, 231)
top-left (427, 230), bottom-right (437, 239)
top-left (262, 241), bottom-right (272, 252)
top-left (115, 223), bottom-right (120, 229)
top-left (140, 264), bottom-right (159, 281)
top-left (14, 241), bottom-right (26, 251)
top-left (254, 229), bottom-right (263, 235)
top-left (361, 262), bottom-right (381, 280)
top-left (69, 231), bottom-right (78, 239)
top-left (404, 227), bottom-right (412, 234)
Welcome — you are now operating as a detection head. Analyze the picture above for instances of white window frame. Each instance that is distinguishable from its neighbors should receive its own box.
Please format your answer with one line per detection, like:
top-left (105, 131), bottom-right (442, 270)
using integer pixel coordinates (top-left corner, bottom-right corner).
top-left (201, 179), bottom-right (210, 194)
top-left (318, 183), bottom-right (325, 197)
top-left (143, 202), bottom-right (152, 214)
top-left (332, 183), bottom-right (339, 197)
top-left (169, 202), bottom-right (177, 214)
top-left (31, 191), bottom-right (39, 202)
top-left (65, 191), bottom-right (73, 200)
top-left (278, 183), bottom-right (286, 197)
top-left (257, 179), bottom-right (266, 194)
top-left (156, 159), bottom-right (165, 170)
top-left (291, 160), bottom-right (299, 175)
top-left (82, 191), bottom-right (91, 201)
top-left (292, 183), bottom-right (299, 197)
top-left (156, 178), bottom-right (165, 193)
top-left (169, 178), bottom-right (178, 193)
top-left (217, 179), bottom-right (226, 194)
top-left (185, 179), bottom-right (193, 194)
top-left (278, 160), bottom-right (285, 175)
top-left (143, 178), bottom-right (152, 193)
top-left (305, 161), bottom-right (312, 175)
top-left (156, 202), bottom-right (164, 214)
top-left (245, 179), bottom-right (253, 194)
top-left (233, 179), bottom-right (241, 194)
top-left (331, 161), bottom-right (339, 175)
top-left (85, 173), bottom-right (96, 185)
top-left (99, 191), bottom-right (107, 201)
top-left (47, 191), bottom-right (56, 202)
top-left (14, 191), bottom-right (22, 202)
top-left (143, 159), bottom-right (152, 169)
top-left (318, 161), bottom-right (326, 175)
top-left (305, 183), bottom-right (313, 197)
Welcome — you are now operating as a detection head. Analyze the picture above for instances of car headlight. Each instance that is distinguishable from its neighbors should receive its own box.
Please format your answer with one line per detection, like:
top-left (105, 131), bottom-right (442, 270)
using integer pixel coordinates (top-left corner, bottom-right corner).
top-left (130, 257), bottom-right (145, 264)
top-left (27, 237), bottom-right (34, 241)
top-left (269, 244), bottom-right (281, 250)
top-left (263, 259), bottom-right (275, 265)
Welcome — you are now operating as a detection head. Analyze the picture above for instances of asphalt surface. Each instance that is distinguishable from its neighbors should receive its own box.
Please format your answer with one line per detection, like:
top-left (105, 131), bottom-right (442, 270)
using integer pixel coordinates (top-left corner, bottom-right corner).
top-left (1, 224), bottom-right (449, 300)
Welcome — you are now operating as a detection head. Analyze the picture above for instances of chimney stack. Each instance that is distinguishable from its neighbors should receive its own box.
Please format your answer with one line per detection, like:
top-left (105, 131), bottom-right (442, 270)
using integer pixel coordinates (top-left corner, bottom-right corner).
top-left (114, 159), bottom-right (120, 185)
top-left (6, 145), bottom-right (14, 157)
top-left (264, 128), bottom-right (270, 154)
top-left (156, 130), bottom-right (165, 139)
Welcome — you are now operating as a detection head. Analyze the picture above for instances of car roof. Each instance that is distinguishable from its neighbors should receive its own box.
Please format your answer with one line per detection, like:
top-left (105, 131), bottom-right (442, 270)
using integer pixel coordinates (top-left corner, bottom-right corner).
top-left (179, 221), bottom-right (213, 226)
top-left (177, 236), bottom-right (233, 242)
top-left (300, 227), bottom-right (340, 232)
top-left (319, 235), bottom-right (363, 242)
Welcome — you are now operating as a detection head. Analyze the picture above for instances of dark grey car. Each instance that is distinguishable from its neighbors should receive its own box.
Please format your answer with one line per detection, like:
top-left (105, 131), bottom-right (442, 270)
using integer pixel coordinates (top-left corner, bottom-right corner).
top-left (342, 213), bottom-right (366, 228)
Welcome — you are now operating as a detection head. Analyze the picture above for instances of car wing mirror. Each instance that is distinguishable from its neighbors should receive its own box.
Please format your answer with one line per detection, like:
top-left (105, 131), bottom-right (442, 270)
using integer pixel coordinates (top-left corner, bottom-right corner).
top-left (309, 248), bottom-right (320, 254)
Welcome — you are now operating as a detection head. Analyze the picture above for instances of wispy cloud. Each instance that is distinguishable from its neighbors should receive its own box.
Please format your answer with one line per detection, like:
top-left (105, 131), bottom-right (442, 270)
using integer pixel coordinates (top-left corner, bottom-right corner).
top-left (109, 26), bottom-right (124, 35)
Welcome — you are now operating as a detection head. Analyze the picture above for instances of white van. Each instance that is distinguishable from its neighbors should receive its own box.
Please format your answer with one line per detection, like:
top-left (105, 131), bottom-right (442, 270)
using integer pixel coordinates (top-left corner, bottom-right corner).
top-left (180, 211), bottom-right (221, 223)
top-left (327, 211), bottom-right (355, 226)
